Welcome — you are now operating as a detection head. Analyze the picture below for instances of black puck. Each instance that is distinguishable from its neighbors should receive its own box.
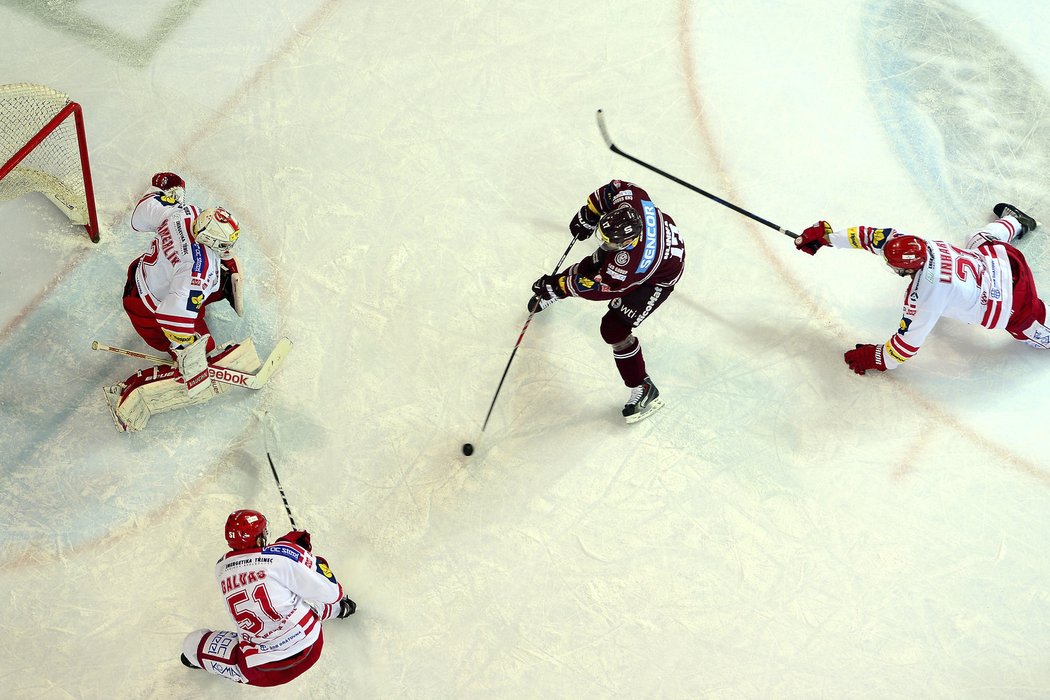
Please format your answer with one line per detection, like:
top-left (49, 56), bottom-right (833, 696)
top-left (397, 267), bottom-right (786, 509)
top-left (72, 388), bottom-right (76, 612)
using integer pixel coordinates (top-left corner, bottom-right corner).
top-left (462, 443), bottom-right (474, 456)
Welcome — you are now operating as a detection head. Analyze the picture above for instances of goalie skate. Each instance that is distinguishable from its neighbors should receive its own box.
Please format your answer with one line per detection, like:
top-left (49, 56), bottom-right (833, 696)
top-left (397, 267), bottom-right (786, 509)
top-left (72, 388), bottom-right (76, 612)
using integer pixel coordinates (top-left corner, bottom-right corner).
top-left (622, 376), bottom-right (663, 424)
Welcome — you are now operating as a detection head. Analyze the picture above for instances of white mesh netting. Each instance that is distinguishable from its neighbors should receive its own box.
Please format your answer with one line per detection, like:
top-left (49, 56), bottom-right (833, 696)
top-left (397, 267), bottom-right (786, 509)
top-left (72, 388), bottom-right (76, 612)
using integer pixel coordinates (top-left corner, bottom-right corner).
top-left (0, 83), bottom-right (89, 225)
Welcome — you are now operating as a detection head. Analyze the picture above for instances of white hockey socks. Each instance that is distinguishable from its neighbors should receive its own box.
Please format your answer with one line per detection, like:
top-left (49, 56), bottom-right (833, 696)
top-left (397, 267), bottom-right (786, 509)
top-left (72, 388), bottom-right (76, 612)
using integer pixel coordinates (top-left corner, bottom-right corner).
top-left (104, 338), bottom-right (263, 432)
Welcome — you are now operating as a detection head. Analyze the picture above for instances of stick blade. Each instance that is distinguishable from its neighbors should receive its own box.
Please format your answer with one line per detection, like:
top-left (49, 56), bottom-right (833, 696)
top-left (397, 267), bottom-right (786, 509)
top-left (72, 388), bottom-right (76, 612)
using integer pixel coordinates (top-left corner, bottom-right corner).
top-left (595, 108), bottom-right (615, 149)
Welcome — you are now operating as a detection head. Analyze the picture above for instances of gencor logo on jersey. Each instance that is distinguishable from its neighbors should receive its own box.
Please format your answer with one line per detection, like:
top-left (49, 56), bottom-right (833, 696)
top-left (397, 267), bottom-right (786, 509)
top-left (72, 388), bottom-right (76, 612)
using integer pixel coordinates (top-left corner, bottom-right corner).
top-left (635, 200), bottom-right (658, 274)
top-left (209, 366), bottom-right (247, 385)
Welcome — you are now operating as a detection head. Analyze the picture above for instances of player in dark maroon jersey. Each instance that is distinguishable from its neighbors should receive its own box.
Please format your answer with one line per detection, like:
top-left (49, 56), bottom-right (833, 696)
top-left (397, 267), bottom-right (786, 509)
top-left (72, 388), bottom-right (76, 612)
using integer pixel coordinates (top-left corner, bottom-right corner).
top-left (529, 180), bottom-right (686, 423)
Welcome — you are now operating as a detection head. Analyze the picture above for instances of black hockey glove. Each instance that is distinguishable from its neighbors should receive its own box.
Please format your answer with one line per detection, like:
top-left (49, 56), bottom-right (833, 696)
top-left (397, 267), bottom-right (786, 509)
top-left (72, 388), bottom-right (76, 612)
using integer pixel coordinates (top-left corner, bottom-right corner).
top-left (338, 595), bottom-right (357, 618)
top-left (569, 204), bottom-right (599, 241)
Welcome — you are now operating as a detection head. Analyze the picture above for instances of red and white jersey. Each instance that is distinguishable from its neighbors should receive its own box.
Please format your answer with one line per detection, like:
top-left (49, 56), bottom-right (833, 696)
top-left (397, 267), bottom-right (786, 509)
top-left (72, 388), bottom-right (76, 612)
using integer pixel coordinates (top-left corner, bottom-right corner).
top-left (130, 189), bottom-right (222, 347)
top-left (215, 542), bottom-right (344, 668)
top-left (830, 226), bottom-right (1015, 369)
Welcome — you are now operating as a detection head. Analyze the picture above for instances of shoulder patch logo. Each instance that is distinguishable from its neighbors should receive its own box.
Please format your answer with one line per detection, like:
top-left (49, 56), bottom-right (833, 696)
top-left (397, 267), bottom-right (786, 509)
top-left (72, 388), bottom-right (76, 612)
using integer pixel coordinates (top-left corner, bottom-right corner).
top-left (186, 292), bottom-right (204, 312)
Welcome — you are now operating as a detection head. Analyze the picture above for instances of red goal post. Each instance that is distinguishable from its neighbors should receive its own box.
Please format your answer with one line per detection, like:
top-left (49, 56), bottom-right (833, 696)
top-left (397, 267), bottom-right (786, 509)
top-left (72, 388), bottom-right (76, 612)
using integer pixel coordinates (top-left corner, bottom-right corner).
top-left (0, 83), bottom-right (100, 243)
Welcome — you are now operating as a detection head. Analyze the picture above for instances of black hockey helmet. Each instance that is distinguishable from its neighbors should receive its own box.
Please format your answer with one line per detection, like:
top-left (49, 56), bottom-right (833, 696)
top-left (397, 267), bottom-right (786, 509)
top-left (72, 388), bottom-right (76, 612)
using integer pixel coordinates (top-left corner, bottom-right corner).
top-left (597, 205), bottom-right (643, 251)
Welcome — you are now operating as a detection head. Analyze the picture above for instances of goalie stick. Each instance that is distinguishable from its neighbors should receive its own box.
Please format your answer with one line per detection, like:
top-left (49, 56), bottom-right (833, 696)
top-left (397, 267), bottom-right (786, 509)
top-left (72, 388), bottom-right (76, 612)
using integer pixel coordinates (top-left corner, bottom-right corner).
top-left (91, 338), bottom-right (293, 390)
top-left (595, 109), bottom-right (798, 240)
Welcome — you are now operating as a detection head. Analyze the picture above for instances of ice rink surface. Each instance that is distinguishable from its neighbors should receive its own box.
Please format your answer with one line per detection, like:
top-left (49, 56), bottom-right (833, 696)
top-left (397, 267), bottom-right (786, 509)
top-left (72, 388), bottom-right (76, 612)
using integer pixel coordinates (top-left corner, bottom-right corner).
top-left (2, 0), bottom-right (1050, 697)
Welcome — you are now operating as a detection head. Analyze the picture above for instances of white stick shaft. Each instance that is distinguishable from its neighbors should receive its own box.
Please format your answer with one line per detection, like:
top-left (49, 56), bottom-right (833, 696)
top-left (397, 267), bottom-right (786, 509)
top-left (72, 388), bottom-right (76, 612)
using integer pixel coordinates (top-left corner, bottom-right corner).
top-left (91, 340), bottom-right (169, 364)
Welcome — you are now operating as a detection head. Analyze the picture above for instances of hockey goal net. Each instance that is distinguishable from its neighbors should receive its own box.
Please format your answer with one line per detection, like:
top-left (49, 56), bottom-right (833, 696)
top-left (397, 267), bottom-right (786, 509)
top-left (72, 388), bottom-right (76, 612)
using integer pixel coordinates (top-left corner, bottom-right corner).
top-left (0, 83), bottom-right (99, 242)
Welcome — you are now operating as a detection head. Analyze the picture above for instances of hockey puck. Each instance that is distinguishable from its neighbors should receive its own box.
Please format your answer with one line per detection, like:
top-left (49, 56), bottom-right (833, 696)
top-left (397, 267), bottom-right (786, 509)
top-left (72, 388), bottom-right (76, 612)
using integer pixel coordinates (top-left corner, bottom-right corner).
top-left (462, 443), bottom-right (474, 456)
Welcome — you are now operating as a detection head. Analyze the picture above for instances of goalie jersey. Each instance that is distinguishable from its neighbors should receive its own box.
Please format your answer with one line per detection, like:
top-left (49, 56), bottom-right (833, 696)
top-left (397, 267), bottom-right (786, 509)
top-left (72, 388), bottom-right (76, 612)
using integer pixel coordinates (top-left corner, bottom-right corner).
top-left (130, 189), bottom-right (223, 347)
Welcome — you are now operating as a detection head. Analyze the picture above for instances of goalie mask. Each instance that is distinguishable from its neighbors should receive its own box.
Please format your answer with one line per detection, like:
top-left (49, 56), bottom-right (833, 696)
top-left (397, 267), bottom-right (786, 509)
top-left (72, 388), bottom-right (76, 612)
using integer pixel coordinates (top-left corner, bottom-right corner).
top-left (883, 235), bottom-right (928, 276)
top-left (193, 207), bottom-right (240, 256)
top-left (597, 205), bottom-right (643, 251)
top-left (225, 509), bottom-right (268, 550)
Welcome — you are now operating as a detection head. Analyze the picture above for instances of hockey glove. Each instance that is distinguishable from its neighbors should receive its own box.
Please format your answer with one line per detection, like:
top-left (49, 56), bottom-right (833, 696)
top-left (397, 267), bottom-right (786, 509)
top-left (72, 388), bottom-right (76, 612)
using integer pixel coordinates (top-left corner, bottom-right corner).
top-left (152, 172), bottom-right (186, 205)
top-left (277, 530), bottom-right (312, 551)
top-left (795, 220), bottom-right (833, 255)
top-left (569, 204), bottom-right (599, 241)
top-left (844, 343), bottom-right (887, 375)
top-left (338, 595), bottom-right (357, 618)
top-left (528, 274), bottom-right (567, 312)
top-left (173, 336), bottom-right (210, 397)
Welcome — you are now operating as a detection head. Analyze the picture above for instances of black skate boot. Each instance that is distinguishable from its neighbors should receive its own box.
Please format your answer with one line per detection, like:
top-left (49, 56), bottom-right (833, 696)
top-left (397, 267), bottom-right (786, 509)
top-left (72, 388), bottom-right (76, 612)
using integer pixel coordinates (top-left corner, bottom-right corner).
top-left (993, 203), bottom-right (1039, 241)
top-left (180, 653), bottom-right (201, 670)
top-left (622, 376), bottom-right (664, 424)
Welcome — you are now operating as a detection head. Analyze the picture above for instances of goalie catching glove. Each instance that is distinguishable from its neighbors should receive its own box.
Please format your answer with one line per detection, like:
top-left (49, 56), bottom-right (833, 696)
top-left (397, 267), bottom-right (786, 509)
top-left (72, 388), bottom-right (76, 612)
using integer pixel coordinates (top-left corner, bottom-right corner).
top-left (795, 220), bottom-right (833, 255)
top-left (151, 171), bottom-right (185, 205)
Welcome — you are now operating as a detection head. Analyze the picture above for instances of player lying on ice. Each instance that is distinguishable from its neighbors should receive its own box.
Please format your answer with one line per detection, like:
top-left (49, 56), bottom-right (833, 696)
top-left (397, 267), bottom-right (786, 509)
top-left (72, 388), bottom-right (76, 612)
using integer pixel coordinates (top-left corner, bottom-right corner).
top-left (528, 180), bottom-right (686, 423)
top-left (102, 172), bottom-right (287, 431)
top-left (793, 203), bottom-right (1047, 374)
top-left (181, 510), bottom-right (356, 687)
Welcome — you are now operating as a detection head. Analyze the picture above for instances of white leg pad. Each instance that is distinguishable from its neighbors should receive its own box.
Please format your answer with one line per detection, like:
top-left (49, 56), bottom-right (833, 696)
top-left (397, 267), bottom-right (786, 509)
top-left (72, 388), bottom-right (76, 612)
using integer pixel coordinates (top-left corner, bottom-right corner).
top-left (104, 338), bottom-right (263, 432)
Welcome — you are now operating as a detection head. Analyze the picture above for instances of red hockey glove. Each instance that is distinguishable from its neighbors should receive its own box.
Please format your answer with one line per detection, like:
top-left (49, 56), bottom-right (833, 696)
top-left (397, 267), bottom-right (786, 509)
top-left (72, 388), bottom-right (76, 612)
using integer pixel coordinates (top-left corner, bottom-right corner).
top-left (151, 172), bottom-right (185, 205)
top-left (844, 344), bottom-right (887, 375)
top-left (569, 205), bottom-right (599, 241)
top-left (151, 172), bottom-right (185, 190)
top-left (795, 220), bottom-right (833, 255)
top-left (277, 530), bottom-right (312, 551)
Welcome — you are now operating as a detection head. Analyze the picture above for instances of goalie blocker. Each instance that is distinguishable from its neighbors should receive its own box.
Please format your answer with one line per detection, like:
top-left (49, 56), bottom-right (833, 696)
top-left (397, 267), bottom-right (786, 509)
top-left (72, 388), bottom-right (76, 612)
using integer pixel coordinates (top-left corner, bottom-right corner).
top-left (102, 336), bottom-right (291, 432)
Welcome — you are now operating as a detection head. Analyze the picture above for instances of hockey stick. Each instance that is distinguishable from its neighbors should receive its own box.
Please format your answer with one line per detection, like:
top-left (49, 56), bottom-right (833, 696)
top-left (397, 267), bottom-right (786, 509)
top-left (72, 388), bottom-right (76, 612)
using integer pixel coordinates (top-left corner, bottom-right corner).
top-left (479, 235), bottom-right (577, 435)
top-left (595, 109), bottom-right (798, 239)
top-left (91, 338), bottom-right (293, 390)
top-left (267, 452), bottom-right (297, 529)
top-left (261, 412), bottom-right (297, 528)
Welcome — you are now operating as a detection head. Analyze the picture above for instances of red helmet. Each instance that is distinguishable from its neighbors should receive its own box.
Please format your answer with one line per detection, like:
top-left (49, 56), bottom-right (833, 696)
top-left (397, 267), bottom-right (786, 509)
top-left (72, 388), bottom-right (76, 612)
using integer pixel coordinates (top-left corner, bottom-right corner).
top-left (225, 510), bottom-right (268, 550)
top-left (883, 235), bottom-right (928, 273)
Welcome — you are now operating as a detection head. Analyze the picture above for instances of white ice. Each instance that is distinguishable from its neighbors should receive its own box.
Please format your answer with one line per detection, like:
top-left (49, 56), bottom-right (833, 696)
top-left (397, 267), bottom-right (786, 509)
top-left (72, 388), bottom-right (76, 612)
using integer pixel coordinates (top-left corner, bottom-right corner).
top-left (3, 0), bottom-right (1050, 697)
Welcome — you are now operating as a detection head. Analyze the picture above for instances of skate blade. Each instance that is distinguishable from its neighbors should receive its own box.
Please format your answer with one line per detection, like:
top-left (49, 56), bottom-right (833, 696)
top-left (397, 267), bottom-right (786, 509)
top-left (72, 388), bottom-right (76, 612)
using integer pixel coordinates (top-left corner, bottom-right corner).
top-left (625, 397), bottom-right (664, 424)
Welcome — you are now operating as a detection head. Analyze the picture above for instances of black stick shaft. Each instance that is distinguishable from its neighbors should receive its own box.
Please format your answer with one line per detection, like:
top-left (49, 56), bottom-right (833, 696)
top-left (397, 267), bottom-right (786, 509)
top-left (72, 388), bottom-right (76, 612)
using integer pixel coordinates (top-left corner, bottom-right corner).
top-left (267, 451), bottom-right (297, 529)
top-left (481, 235), bottom-right (577, 433)
top-left (595, 109), bottom-right (797, 239)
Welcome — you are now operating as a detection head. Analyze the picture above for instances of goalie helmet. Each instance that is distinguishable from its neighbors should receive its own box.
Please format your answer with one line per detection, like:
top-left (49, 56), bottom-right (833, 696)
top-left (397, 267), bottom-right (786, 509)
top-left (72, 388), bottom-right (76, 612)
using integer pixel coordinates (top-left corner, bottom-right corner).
top-left (225, 509), bottom-right (268, 550)
top-left (597, 205), bottom-right (644, 251)
top-left (193, 207), bottom-right (240, 256)
top-left (883, 235), bottom-right (928, 276)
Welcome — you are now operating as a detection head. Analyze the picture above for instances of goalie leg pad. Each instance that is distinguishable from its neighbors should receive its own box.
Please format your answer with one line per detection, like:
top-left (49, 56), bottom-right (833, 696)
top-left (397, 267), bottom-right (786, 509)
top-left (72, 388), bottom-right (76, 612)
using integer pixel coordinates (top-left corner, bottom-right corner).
top-left (106, 364), bottom-right (222, 432)
top-left (210, 337), bottom-right (262, 372)
top-left (102, 337), bottom-right (265, 432)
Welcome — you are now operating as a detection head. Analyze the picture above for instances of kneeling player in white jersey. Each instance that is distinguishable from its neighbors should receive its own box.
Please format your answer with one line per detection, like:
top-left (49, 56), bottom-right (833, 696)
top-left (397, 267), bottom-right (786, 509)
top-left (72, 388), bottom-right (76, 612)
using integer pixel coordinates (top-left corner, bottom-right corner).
top-left (794, 203), bottom-right (1047, 374)
top-left (182, 510), bottom-right (356, 688)
top-left (102, 172), bottom-right (269, 431)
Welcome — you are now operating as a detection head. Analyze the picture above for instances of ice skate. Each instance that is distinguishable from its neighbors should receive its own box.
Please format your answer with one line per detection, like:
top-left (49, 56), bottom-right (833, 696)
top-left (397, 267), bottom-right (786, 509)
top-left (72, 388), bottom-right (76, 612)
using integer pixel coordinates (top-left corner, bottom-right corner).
top-left (994, 203), bottom-right (1039, 241)
top-left (622, 376), bottom-right (663, 424)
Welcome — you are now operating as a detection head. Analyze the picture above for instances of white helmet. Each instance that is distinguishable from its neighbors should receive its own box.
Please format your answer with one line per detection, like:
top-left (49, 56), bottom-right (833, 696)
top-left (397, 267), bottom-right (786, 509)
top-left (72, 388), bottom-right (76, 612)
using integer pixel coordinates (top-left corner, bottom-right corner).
top-left (193, 207), bottom-right (240, 256)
